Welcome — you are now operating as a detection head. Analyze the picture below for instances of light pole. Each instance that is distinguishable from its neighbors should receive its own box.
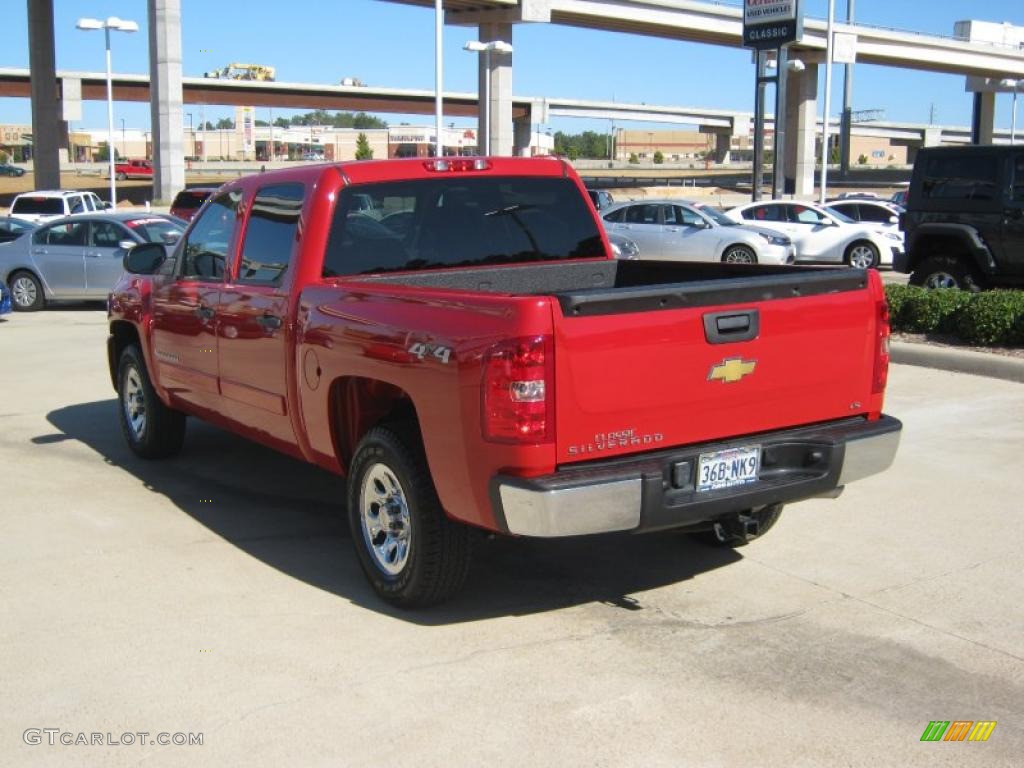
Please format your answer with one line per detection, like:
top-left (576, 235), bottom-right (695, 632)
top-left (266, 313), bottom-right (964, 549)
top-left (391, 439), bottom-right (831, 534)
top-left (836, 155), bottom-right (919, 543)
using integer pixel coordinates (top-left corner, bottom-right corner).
top-left (76, 16), bottom-right (138, 207)
top-left (464, 40), bottom-right (513, 155)
top-left (186, 113), bottom-right (193, 159)
top-left (120, 118), bottom-right (126, 158)
top-left (1000, 79), bottom-right (1020, 144)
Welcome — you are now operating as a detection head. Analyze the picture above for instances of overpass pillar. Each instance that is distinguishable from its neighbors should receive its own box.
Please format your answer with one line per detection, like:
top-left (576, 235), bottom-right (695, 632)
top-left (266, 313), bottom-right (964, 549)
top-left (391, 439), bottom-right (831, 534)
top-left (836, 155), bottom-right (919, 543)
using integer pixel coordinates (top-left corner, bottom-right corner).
top-left (513, 115), bottom-right (533, 156)
top-left (699, 127), bottom-right (732, 164)
top-left (478, 23), bottom-right (514, 156)
top-left (26, 0), bottom-right (62, 190)
top-left (147, 0), bottom-right (185, 202)
top-left (784, 63), bottom-right (819, 197)
top-left (971, 91), bottom-right (996, 145)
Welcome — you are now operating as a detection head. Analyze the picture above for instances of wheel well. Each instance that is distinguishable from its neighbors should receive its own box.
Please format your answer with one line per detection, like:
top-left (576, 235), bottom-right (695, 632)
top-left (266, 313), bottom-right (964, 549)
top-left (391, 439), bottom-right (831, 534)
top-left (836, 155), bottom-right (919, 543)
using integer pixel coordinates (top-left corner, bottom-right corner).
top-left (328, 376), bottom-right (418, 473)
top-left (108, 320), bottom-right (140, 389)
top-left (907, 234), bottom-right (972, 272)
top-left (721, 243), bottom-right (755, 261)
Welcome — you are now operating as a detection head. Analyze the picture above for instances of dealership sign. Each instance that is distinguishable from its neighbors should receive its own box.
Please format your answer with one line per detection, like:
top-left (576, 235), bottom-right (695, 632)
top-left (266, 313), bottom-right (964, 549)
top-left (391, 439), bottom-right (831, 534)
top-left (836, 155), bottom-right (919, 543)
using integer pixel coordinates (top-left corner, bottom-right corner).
top-left (743, 0), bottom-right (803, 49)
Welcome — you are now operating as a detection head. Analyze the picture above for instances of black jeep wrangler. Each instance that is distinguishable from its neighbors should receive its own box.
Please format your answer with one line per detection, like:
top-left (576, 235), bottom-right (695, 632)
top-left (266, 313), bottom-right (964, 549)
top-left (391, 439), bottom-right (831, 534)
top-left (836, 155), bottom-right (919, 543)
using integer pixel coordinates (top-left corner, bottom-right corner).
top-left (897, 146), bottom-right (1024, 290)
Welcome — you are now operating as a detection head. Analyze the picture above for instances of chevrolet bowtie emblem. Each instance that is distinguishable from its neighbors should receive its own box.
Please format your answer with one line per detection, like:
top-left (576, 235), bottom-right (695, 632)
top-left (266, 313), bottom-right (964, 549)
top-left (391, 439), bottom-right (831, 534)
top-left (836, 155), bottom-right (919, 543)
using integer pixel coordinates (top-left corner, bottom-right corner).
top-left (708, 358), bottom-right (757, 383)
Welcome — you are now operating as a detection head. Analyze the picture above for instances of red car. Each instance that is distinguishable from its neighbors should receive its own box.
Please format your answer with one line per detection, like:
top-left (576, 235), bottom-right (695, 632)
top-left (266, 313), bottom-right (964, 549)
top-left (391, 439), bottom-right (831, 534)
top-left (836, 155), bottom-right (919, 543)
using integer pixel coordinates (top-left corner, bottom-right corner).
top-left (168, 187), bottom-right (217, 222)
top-left (113, 159), bottom-right (153, 180)
top-left (107, 157), bottom-right (900, 607)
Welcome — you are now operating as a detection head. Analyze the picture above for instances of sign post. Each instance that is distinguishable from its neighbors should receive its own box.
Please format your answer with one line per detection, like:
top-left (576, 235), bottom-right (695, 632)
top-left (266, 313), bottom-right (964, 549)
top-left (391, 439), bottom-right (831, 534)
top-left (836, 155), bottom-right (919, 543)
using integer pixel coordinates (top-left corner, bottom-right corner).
top-left (743, 0), bottom-right (803, 200)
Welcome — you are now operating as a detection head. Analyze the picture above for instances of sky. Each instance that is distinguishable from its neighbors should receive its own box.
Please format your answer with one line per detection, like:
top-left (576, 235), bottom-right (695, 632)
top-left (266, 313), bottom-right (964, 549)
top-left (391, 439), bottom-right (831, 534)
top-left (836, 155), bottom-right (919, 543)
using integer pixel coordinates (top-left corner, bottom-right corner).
top-left (1, 0), bottom-right (1022, 135)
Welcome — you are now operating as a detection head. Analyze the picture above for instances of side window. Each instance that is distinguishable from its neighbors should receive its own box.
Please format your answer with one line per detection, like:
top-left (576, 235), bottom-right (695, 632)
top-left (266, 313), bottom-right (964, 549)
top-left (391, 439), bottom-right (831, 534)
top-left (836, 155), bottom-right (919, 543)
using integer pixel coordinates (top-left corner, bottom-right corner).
top-left (180, 191), bottom-right (241, 280)
top-left (68, 196), bottom-right (85, 214)
top-left (602, 207), bottom-right (626, 223)
top-left (661, 205), bottom-right (679, 225)
top-left (40, 221), bottom-right (88, 246)
top-left (236, 183), bottom-right (304, 285)
top-left (859, 205), bottom-right (893, 224)
top-left (745, 204), bottom-right (784, 222)
top-left (625, 204), bottom-right (658, 224)
top-left (791, 205), bottom-right (826, 225)
top-left (1013, 156), bottom-right (1024, 204)
top-left (832, 204), bottom-right (858, 221)
top-left (674, 206), bottom-right (705, 227)
top-left (91, 220), bottom-right (129, 248)
top-left (922, 155), bottom-right (998, 201)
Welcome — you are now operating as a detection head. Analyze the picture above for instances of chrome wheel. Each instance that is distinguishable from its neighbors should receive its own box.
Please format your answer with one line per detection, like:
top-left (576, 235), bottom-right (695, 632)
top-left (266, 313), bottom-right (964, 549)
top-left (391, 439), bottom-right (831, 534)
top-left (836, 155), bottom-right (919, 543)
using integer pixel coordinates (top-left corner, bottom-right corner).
top-left (923, 271), bottom-right (959, 290)
top-left (359, 463), bottom-right (412, 576)
top-left (723, 246), bottom-right (756, 264)
top-left (11, 275), bottom-right (38, 309)
top-left (847, 244), bottom-right (877, 269)
top-left (122, 365), bottom-right (147, 440)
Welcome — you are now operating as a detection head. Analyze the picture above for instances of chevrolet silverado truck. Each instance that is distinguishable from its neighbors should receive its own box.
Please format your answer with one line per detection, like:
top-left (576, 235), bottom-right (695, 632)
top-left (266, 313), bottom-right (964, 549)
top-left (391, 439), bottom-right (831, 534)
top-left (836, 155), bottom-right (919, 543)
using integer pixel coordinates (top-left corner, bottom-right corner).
top-left (113, 159), bottom-right (153, 181)
top-left (107, 156), bottom-right (901, 607)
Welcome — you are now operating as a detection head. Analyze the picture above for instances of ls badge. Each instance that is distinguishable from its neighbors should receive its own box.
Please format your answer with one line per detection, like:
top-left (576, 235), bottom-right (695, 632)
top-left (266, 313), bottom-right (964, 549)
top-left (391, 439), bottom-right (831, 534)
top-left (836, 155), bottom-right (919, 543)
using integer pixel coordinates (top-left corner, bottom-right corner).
top-left (708, 358), bottom-right (756, 384)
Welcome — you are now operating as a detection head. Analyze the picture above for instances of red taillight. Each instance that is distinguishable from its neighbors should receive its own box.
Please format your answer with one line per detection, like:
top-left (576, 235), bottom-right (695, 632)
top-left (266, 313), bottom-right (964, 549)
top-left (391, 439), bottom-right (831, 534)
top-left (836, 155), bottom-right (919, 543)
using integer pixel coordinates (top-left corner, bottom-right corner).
top-left (423, 158), bottom-right (491, 173)
top-left (873, 299), bottom-right (891, 394)
top-left (482, 335), bottom-right (554, 443)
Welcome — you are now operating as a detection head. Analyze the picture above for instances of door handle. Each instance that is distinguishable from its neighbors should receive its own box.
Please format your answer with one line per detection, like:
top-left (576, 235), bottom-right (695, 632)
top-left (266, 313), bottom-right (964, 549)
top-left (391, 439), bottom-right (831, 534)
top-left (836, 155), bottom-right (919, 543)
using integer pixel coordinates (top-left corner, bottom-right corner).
top-left (256, 313), bottom-right (282, 330)
top-left (194, 305), bottom-right (215, 320)
top-left (703, 309), bottom-right (760, 344)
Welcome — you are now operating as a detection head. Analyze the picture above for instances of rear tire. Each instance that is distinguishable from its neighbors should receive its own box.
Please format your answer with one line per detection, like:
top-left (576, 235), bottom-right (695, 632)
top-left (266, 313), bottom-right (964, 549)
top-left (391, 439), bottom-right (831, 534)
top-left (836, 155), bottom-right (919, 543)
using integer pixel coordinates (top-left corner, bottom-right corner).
top-left (9, 271), bottom-right (44, 311)
top-left (692, 504), bottom-right (784, 548)
top-left (347, 424), bottom-right (471, 608)
top-left (117, 344), bottom-right (186, 459)
top-left (116, 172), bottom-right (127, 181)
top-left (909, 255), bottom-right (985, 292)
top-left (722, 245), bottom-right (757, 264)
top-left (845, 240), bottom-right (879, 269)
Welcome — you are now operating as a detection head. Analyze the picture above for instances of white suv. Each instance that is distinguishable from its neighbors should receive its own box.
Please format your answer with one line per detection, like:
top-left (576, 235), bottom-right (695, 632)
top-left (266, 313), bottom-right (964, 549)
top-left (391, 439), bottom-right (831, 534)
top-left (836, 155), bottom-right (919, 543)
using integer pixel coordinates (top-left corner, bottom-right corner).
top-left (9, 190), bottom-right (109, 224)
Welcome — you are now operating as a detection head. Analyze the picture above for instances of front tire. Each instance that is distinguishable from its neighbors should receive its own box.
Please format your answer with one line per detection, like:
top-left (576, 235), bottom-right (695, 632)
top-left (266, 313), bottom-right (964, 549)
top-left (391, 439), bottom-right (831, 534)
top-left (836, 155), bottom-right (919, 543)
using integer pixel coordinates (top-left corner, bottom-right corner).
top-left (347, 424), bottom-right (471, 608)
top-left (845, 240), bottom-right (879, 269)
top-left (909, 255), bottom-right (985, 292)
top-left (9, 271), bottom-right (44, 311)
top-left (117, 344), bottom-right (186, 459)
top-left (116, 172), bottom-right (127, 181)
top-left (722, 245), bottom-right (757, 264)
top-left (692, 504), bottom-right (783, 548)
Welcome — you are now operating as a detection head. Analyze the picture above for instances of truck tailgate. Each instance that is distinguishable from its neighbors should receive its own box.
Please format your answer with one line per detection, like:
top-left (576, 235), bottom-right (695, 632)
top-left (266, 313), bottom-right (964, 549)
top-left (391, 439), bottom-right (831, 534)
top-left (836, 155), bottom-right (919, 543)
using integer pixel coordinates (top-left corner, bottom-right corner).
top-left (552, 270), bottom-right (879, 464)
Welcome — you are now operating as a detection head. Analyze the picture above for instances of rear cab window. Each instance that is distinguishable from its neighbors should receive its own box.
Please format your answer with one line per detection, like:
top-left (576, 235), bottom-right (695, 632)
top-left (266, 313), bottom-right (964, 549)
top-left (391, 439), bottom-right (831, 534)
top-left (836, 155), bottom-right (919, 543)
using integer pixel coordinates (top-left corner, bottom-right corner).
top-left (322, 176), bottom-right (604, 277)
top-left (13, 197), bottom-right (64, 215)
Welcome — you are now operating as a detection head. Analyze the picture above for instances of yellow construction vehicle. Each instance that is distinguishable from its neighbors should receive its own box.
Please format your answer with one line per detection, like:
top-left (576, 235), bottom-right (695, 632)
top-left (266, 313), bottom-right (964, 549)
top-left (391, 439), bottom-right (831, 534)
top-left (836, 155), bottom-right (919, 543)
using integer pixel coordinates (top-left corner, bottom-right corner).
top-left (204, 63), bottom-right (276, 81)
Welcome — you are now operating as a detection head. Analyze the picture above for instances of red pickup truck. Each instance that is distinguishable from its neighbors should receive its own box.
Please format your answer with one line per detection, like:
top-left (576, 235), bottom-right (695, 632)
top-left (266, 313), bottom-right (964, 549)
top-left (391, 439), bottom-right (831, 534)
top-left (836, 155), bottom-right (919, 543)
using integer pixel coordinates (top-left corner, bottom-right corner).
top-left (108, 157), bottom-right (901, 607)
top-left (113, 159), bottom-right (153, 180)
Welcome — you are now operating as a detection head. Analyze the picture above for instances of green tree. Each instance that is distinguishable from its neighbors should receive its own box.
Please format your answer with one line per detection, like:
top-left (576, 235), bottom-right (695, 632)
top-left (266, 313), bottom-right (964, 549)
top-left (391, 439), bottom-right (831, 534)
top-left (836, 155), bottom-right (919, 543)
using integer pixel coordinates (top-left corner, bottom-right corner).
top-left (628, 153), bottom-right (640, 164)
top-left (216, 117), bottom-right (235, 129)
top-left (857, 153), bottom-right (869, 165)
top-left (653, 150), bottom-right (665, 164)
top-left (96, 142), bottom-right (120, 162)
top-left (255, 119), bottom-right (269, 127)
top-left (355, 132), bottom-right (373, 160)
top-left (273, 117), bottom-right (290, 128)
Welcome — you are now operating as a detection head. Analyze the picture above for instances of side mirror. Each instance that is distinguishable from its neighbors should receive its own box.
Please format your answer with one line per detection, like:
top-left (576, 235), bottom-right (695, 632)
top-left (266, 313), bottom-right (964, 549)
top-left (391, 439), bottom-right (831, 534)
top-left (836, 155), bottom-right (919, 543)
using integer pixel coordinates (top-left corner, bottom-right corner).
top-left (117, 239), bottom-right (137, 251)
top-left (103, 201), bottom-right (113, 210)
top-left (124, 242), bottom-right (166, 274)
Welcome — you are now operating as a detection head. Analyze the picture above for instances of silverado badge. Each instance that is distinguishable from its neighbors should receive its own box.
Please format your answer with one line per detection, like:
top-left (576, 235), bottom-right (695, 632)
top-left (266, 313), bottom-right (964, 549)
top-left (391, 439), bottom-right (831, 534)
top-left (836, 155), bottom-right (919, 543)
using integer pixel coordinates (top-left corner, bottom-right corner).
top-left (708, 358), bottom-right (757, 384)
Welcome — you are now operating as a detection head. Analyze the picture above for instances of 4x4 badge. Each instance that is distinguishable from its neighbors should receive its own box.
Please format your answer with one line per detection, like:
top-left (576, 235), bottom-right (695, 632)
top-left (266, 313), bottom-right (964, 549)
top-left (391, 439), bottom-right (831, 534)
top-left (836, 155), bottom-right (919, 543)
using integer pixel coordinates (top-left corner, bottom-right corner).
top-left (708, 358), bottom-right (756, 383)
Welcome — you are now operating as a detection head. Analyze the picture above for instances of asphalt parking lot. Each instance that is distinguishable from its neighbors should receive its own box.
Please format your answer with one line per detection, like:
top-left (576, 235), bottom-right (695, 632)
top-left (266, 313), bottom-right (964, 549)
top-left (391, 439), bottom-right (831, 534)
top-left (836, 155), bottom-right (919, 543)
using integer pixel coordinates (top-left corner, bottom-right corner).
top-left (2, 309), bottom-right (1022, 767)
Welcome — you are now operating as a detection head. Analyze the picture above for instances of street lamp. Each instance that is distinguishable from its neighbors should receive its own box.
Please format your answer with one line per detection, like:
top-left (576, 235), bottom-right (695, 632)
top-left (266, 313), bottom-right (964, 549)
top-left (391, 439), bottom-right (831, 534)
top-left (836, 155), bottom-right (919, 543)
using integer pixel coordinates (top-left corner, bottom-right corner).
top-left (76, 16), bottom-right (138, 207)
top-left (186, 113), bottom-right (193, 159)
top-left (1000, 78), bottom-right (1020, 144)
top-left (120, 118), bottom-right (126, 158)
top-left (464, 40), bottom-right (513, 155)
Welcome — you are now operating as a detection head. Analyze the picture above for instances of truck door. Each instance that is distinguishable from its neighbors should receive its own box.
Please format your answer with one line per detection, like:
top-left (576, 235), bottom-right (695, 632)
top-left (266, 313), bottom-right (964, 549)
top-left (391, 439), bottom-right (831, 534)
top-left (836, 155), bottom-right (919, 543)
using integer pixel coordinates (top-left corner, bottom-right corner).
top-left (215, 182), bottom-right (303, 448)
top-left (150, 190), bottom-right (240, 411)
top-left (1003, 153), bottom-right (1024, 271)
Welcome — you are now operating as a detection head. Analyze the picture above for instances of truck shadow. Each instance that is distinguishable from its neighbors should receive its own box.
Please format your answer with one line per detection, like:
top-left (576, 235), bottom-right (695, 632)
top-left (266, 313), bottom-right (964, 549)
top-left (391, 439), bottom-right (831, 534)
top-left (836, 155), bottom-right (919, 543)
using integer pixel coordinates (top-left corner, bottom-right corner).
top-left (42, 399), bottom-right (742, 625)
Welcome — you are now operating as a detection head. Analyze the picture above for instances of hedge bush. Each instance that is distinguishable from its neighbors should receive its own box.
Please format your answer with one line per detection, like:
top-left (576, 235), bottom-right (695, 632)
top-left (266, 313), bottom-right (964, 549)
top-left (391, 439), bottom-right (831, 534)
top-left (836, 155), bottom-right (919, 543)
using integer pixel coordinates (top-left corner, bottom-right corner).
top-left (883, 284), bottom-right (1024, 347)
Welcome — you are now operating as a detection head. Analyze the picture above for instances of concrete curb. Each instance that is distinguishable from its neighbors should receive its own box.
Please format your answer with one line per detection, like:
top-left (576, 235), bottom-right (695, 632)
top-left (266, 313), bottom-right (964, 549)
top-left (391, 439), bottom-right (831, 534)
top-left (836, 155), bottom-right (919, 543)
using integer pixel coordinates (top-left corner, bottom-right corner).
top-left (891, 340), bottom-right (1024, 383)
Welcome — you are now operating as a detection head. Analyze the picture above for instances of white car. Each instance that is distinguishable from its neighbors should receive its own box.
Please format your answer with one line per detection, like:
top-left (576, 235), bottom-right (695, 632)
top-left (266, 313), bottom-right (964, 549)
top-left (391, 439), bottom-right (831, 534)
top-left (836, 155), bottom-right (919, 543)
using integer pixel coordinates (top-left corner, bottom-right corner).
top-left (825, 199), bottom-right (905, 262)
top-left (9, 190), bottom-right (109, 224)
top-left (601, 200), bottom-right (795, 264)
top-left (725, 200), bottom-right (895, 269)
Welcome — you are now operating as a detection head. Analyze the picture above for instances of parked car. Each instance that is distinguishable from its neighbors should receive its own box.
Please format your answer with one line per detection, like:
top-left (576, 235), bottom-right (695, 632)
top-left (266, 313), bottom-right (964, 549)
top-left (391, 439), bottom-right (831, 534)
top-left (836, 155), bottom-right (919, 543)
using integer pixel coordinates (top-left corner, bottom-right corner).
top-left (113, 159), bottom-right (153, 180)
top-left (0, 280), bottom-right (10, 316)
top-left (889, 189), bottom-right (909, 207)
top-left (588, 189), bottom-right (615, 211)
top-left (606, 231), bottom-right (639, 259)
top-left (602, 199), bottom-right (794, 264)
top-left (0, 212), bottom-right (184, 311)
top-left (896, 145), bottom-right (1024, 290)
top-left (725, 200), bottom-right (894, 269)
top-left (0, 163), bottom-right (26, 178)
top-left (826, 199), bottom-right (905, 261)
top-left (9, 190), bottom-right (109, 224)
top-left (0, 216), bottom-right (36, 244)
top-left (169, 187), bottom-right (218, 222)
top-left (302, 152), bottom-right (325, 161)
top-left (107, 156), bottom-right (900, 606)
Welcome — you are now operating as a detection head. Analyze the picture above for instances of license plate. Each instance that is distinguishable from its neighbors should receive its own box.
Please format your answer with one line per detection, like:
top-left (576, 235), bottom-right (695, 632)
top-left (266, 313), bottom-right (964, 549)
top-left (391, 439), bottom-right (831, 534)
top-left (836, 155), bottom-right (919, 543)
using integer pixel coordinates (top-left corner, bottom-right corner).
top-left (697, 446), bottom-right (761, 492)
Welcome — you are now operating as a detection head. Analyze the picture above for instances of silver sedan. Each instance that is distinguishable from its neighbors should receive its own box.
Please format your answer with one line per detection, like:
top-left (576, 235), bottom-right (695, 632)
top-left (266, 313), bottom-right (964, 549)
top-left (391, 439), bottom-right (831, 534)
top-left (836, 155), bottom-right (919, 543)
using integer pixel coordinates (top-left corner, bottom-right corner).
top-left (600, 199), bottom-right (794, 264)
top-left (0, 212), bottom-right (183, 311)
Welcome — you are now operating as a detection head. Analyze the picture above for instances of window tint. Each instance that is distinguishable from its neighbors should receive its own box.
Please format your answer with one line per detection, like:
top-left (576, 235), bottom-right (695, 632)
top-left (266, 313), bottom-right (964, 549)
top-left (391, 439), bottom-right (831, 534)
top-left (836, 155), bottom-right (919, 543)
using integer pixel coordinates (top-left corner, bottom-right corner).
top-left (123, 217), bottom-right (183, 245)
top-left (180, 191), bottom-right (241, 280)
top-left (625, 204), bottom-right (659, 224)
top-left (1013, 156), bottom-right (1024, 204)
top-left (672, 206), bottom-right (705, 227)
top-left (745, 204), bottom-right (785, 222)
top-left (68, 196), bottom-right (86, 214)
top-left (14, 197), bottom-right (64, 215)
top-left (830, 203), bottom-right (858, 220)
top-left (323, 176), bottom-right (604, 277)
top-left (602, 207), bottom-right (625, 223)
top-left (858, 204), bottom-right (894, 223)
top-left (237, 183), bottom-right (303, 284)
top-left (37, 221), bottom-right (88, 246)
top-left (90, 220), bottom-right (130, 247)
top-left (172, 190), bottom-right (210, 210)
top-left (922, 155), bottom-right (998, 201)
top-left (790, 205), bottom-right (827, 225)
